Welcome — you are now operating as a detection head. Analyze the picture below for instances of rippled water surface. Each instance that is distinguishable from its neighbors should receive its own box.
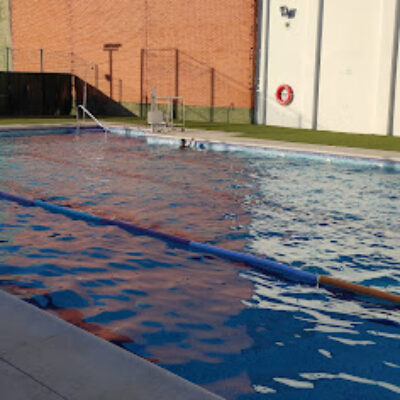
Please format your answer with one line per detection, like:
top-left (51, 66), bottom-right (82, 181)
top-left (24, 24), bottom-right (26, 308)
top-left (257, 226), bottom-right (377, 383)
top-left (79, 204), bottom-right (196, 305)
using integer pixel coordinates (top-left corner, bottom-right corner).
top-left (0, 131), bottom-right (399, 399)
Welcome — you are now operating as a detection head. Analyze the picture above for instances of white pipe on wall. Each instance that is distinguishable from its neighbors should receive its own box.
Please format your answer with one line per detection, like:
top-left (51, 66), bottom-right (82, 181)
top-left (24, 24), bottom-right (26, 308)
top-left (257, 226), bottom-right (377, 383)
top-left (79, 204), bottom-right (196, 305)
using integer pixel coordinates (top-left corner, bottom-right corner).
top-left (254, 0), bottom-right (271, 125)
top-left (312, 0), bottom-right (324, 130)
top-left (254, 0), bottom-right (264, 124)
top-left (387, 0), bottom-right (400, 136)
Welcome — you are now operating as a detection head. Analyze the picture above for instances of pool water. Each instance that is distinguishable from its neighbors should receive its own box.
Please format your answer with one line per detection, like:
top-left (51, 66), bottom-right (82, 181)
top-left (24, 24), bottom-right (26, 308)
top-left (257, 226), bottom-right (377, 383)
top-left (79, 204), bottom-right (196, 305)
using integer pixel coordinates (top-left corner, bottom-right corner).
top-left (0, 131), bottom-right (399, 399)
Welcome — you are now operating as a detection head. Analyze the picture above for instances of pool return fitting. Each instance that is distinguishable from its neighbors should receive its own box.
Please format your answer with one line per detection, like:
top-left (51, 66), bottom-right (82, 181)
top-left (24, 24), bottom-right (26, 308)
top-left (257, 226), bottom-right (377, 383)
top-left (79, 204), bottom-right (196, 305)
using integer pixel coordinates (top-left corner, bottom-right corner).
top-left (1, 190), bottom-right (399, 305)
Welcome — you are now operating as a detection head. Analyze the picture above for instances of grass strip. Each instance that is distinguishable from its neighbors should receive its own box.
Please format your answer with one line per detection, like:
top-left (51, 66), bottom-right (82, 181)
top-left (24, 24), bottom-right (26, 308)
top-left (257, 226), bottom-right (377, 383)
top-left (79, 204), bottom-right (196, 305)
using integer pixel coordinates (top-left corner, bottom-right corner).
top-left (185, 121), bottom-right (400, 152)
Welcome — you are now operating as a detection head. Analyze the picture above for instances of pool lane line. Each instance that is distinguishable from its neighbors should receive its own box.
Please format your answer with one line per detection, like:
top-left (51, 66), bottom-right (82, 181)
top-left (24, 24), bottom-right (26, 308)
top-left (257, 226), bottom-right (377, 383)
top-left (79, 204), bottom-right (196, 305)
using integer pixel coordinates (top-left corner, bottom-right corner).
top-left (2, 180), bottom-right (197, 242)
top-left (0, 191), bottom-right (191, 246)
top-left (26, 151), bottom-right (241, 204)
top-left (0, 190), bottom-right (316, 285)
top-left (0, 125), bottom-right (103, 137)
top-left (1, 190), bottom-right (400, 305)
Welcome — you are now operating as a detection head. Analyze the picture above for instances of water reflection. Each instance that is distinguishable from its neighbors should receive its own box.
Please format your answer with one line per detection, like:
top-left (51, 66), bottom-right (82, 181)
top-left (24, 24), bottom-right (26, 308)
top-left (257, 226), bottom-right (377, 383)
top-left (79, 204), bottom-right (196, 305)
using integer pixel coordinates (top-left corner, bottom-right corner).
top-left (1, 202), bottom-right (254, 368)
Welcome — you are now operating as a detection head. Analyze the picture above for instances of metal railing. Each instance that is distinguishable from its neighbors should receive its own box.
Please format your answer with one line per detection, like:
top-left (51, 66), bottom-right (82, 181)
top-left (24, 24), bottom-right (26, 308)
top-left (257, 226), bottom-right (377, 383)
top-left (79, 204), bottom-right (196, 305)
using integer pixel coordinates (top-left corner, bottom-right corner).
top-left (76, 104), bottom-right (109, 134)
top-left (147, 86), bottom-right (185, 133)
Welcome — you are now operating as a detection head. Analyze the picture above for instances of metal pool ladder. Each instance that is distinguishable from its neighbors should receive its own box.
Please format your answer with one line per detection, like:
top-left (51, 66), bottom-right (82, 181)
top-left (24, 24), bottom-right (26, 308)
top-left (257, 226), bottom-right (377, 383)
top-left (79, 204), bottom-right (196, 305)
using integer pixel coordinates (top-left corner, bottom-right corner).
top-left (76, 105), bottom-right (109, 135)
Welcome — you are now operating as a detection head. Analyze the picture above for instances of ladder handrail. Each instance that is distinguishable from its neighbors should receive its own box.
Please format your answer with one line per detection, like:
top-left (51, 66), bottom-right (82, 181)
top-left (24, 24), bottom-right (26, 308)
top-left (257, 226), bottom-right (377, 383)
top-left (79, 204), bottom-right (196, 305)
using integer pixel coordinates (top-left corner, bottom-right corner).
top-left (76, 104), bottom-right (109, 133)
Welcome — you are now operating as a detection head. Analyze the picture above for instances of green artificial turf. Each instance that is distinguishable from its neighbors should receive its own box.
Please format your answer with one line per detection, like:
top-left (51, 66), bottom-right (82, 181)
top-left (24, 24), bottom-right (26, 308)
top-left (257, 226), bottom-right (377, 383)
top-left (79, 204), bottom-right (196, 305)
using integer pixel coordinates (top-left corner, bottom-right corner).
top-left (186, 121), bottom-right (400, 152)
top-left (1, 116), bottom-right (399, 152)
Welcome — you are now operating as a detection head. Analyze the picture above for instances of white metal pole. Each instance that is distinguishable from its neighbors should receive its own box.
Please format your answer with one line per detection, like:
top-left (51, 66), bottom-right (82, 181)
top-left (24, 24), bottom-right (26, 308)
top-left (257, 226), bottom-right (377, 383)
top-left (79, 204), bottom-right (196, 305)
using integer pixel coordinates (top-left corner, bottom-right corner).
top-left (83, 61), bottom-right (94, 122)
top-left (312, 0), bottom-right (324, 131)
top-left (387, 0), bottom-right (400, 136)
top-left (254, 0), bottom-right (270, 125)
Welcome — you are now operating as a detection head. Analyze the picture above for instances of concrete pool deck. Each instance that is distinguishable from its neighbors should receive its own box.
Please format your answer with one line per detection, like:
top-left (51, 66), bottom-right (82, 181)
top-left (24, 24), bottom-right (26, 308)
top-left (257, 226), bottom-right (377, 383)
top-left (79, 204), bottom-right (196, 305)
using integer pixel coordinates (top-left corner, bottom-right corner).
top-left (0, 290), bottom-right (223, 400)
top-left (1, 121), bottom-right (399, 399)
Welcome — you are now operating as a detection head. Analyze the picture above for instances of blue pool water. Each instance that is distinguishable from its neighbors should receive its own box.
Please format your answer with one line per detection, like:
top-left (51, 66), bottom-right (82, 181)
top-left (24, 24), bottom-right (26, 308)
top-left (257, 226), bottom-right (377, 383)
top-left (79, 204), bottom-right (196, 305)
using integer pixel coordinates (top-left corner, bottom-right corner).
top-left (0, 130), bottom-right (399, 399)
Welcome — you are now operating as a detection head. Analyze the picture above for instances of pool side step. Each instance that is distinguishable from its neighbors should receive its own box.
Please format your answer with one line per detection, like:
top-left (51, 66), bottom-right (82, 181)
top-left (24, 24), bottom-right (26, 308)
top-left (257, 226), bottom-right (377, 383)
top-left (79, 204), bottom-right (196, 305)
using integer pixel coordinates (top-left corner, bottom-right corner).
top-left (0, 190), bottom-right (399, 305)
top-left (0, 289), bottom-right (224, 400)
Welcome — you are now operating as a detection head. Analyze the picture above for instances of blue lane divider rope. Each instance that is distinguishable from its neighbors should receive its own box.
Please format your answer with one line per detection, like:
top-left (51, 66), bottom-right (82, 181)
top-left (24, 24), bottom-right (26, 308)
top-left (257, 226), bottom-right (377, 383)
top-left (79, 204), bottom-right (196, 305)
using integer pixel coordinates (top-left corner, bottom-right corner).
top-left (188, 242), bottom-right (317, 285)
top-left (0, 190), bottom-right (317, 286)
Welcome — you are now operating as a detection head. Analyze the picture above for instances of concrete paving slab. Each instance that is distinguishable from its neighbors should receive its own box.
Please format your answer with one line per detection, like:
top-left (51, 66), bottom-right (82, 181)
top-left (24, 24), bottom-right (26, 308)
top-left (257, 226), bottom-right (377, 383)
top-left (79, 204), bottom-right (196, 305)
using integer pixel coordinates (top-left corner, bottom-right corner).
top-left (0, 294), bottom-right (66, 357)
top-left (0, 290), bottom-right (223, 400)
top-left (0, 358), bottom-right (64, 400)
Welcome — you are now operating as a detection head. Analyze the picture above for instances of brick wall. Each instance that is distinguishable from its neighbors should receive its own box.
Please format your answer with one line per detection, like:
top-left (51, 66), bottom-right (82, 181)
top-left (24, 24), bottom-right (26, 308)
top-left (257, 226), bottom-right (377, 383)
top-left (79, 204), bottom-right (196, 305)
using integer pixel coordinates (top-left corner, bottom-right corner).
top-left (10, 0), bottom-right (256, 116)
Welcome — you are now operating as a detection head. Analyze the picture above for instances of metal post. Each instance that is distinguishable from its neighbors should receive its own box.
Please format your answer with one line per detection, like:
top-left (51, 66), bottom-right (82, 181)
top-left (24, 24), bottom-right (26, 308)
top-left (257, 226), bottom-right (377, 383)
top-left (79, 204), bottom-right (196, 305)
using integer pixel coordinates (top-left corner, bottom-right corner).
top-left (109, 50), bottom-right (113, 99)
top-left (175, 48), bottom-right (179, 97)
top-left (210, 67), bottom-right (215, 122)
top-left (312, 0), bottom-right (324, 131)
top-left (182, 99), bottom-right (185, 131)
top-left (174, 48), bottom-right (179, 119)
top-left (83, 62), bottom-right (94, 121)
top-left (249, 1), bottom-right (258, 124)
top-left (6, 47), bottom-right (10, 72)
top-left (40, 48), bottom-right (43, 72)
top-left (72, 75), bottom-right (76, 115)
top-left (70, 52), bottom-right (75, 74)
top-left (95, 64), bottom-right (99, 88)
top-left (119, 79), bottom-right (122, 103)
top-left (140, 49), bottom-right (145, 118)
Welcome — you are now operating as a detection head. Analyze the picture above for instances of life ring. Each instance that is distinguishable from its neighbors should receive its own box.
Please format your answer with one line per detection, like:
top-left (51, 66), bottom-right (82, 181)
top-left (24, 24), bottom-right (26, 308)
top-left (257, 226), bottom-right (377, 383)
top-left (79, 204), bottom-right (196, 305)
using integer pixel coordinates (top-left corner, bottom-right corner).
top-left (276, 84), bottom-right (294, 106)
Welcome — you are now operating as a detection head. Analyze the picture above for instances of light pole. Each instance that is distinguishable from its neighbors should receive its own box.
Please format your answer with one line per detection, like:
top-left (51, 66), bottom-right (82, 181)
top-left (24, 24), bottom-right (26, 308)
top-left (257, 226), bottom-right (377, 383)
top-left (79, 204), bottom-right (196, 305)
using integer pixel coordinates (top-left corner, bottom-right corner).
top-left (83, 61), bottom-right (95, 109)
top-left (103, 43), bottom-right (122, 99)
top-left (82, 61), bottom-right (95, 122)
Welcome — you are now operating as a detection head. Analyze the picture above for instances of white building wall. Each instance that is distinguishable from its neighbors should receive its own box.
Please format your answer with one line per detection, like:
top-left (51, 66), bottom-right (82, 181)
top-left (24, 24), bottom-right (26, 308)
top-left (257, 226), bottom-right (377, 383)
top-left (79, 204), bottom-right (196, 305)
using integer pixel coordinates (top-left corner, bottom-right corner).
top-left (265, 0), bottom-right (319, 129)
top-left (319, 0), bottom-right (393, 134)
top-left (373, 0), bottom-right (398, 136)
top-left (256, 0), bottom-right (400, 136)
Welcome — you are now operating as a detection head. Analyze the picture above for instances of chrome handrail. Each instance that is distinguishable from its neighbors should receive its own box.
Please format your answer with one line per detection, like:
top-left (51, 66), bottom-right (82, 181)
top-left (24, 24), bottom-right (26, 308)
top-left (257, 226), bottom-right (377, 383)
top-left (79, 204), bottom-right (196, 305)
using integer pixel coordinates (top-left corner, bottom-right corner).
top-left (76, 104), bottom-right (109, 134)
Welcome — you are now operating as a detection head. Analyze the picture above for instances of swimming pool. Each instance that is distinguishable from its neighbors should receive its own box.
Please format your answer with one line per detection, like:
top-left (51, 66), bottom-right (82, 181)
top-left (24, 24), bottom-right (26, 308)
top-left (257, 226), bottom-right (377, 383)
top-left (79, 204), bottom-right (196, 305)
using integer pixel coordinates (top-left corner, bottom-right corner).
top-left (0, 129), bottom-right (399, 399)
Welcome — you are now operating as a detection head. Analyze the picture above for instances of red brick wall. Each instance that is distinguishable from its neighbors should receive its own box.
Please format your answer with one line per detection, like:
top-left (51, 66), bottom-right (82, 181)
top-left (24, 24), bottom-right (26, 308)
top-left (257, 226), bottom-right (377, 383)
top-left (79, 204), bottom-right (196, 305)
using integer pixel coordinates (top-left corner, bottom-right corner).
top-left (10, 0), bottom-right (256, 109)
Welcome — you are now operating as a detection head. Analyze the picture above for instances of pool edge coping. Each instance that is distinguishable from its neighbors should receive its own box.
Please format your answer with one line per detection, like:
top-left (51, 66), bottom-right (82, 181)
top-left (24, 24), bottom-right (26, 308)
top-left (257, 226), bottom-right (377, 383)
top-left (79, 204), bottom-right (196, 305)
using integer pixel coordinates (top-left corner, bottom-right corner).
top-left (0, 288), bottom-right (224, 400)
